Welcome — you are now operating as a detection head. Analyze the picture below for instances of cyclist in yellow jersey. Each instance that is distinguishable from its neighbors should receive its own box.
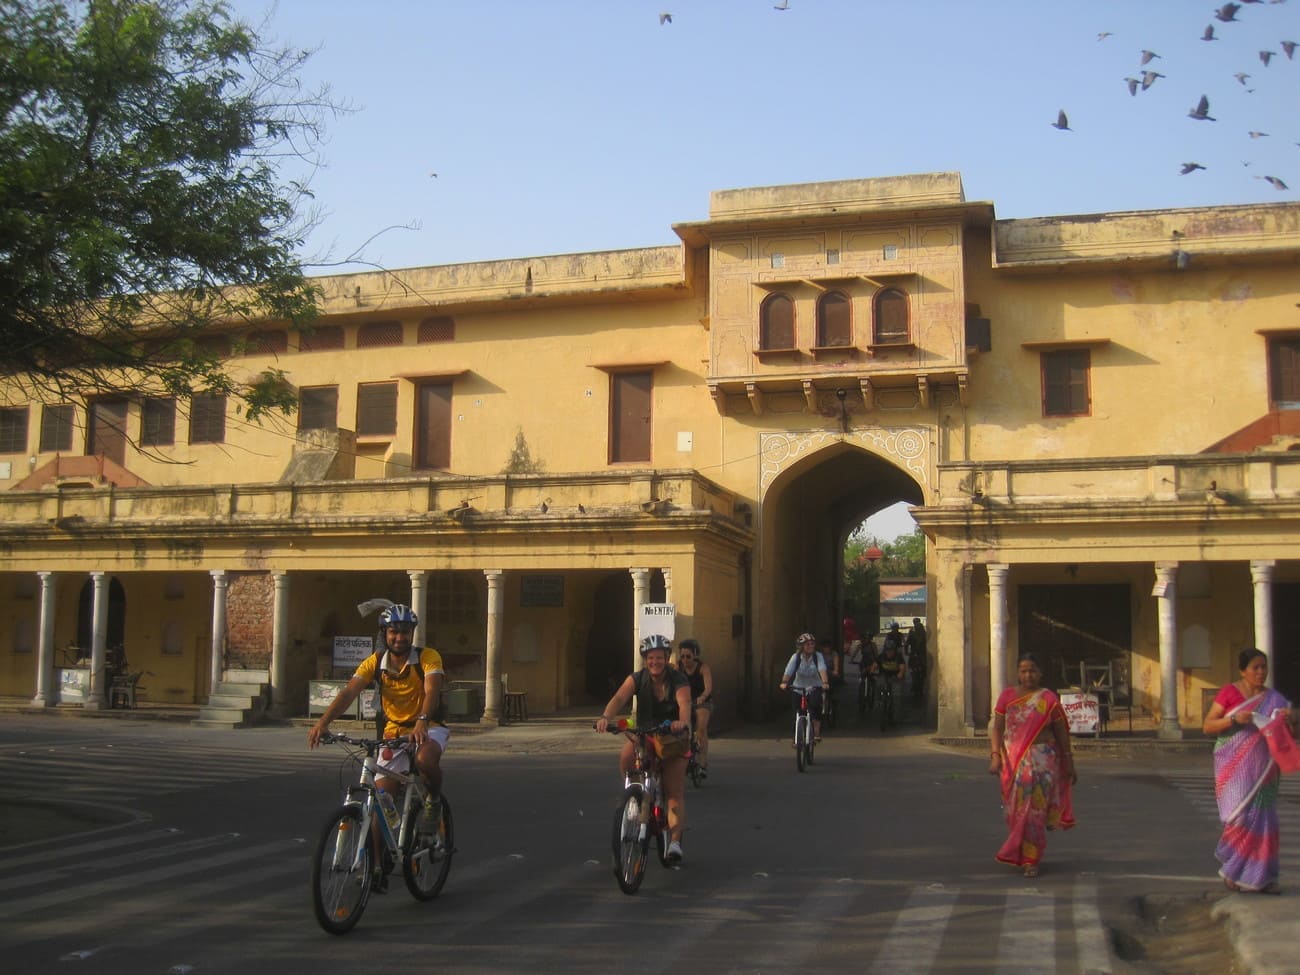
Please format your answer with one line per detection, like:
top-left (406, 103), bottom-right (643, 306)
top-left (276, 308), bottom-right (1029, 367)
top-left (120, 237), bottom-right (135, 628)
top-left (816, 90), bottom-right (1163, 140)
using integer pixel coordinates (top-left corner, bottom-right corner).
top-left (308, 604), bottom-right (448, 808)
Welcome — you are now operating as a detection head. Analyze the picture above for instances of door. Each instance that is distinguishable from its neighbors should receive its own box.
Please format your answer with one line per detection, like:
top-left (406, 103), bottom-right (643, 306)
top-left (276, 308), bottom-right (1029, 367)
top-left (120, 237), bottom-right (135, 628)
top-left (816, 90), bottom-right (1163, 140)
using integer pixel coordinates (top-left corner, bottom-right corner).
top-left (87, 399), bottom-right (128, 465)
top-left (609, 371), bottom-right (651, 464)
top-left (415, 382), bottom-right (452, 470)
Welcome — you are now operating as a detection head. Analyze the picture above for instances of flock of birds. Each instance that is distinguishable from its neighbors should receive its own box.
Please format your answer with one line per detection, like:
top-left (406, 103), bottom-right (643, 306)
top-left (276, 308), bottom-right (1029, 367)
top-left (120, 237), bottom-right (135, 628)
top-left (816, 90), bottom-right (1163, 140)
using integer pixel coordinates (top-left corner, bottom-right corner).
top-left (1054, 1), bottom-right (1295, 191)
top-left (659, 1), bottom-right (788, 25)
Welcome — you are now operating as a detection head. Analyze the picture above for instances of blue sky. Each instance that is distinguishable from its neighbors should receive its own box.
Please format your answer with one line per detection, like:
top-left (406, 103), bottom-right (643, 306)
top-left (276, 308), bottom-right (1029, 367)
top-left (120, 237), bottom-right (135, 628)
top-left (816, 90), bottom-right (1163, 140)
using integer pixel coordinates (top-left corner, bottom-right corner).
top-left (228, 1), bottom-right (1298, 539)
top-left (233, 0), bottom-right (1299, 273)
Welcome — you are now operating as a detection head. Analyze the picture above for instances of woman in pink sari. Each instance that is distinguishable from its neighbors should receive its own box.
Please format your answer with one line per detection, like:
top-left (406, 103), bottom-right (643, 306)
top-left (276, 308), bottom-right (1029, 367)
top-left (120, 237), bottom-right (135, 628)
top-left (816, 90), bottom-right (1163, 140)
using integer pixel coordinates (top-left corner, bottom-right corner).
top-left (1202, 648), bottom-right (1295, 894)
top-left (989, 654), bottom-right (1077, 877)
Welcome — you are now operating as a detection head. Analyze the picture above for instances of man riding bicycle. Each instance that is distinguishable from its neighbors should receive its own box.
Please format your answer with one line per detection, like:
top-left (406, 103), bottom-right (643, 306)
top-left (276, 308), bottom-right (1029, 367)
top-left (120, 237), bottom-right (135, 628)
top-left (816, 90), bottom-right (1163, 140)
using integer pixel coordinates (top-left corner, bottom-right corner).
top-left (308, 604), bottom-right (447, 889)
top-left (595, 635), bottom-right (692, 864)
top-left (780, 633), bottom-right (830, 742)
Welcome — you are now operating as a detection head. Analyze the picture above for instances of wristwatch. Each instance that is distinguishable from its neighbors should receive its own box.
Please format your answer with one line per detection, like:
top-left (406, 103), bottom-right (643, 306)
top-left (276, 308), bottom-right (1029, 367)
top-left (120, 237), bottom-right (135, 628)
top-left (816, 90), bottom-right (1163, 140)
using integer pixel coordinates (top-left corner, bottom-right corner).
top-left (415, 715), bottom-right (429, 722)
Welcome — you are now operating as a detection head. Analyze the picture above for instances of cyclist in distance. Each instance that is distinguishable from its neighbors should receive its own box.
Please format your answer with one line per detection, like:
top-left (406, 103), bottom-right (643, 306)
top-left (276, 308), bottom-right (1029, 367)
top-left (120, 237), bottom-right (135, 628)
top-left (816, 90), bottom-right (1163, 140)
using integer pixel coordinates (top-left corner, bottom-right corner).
top-left (308, 603), bottom-right (448, 884)
top-left (677, 638), bottom-right (714, 772)
top-left (874, 627), bottom-right (908, 707)
top-left (779, 633), bottom-right (830, 742)
top-left (595, 635), bottom-right (693, 863)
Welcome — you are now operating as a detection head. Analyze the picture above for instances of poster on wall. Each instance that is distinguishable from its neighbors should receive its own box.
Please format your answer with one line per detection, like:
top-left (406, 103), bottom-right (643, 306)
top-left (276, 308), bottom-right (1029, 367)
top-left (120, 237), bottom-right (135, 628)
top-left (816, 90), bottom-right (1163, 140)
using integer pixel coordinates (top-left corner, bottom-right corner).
top-left (638, 603), bottom-right (676, 645)
top-left (1061, 691), bottom-right (1101, 736)
top-left (333, 635), bottom-right (374, 670)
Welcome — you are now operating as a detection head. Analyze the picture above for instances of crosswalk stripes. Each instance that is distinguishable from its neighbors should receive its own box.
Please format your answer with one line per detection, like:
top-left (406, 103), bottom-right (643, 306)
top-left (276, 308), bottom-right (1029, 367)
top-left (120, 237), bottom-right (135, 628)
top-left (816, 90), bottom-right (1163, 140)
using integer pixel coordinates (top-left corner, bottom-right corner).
top-left (866, 884), bottom-right (958, 975)
top-left (1163, 767), bottom-right (1300, 876)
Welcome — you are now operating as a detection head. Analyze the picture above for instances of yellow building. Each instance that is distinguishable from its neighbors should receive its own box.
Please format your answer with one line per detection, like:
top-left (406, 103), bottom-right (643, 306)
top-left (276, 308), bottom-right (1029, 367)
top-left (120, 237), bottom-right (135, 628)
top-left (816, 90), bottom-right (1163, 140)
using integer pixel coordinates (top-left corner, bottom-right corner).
top-left (1, 172), bottom-right (1298, 736)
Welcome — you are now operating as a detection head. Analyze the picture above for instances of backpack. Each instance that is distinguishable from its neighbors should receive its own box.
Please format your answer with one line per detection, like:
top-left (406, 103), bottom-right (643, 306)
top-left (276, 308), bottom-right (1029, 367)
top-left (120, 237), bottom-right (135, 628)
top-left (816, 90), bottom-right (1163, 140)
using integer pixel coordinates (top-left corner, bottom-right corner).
top-left (370, 648), bottom-right (443, 737)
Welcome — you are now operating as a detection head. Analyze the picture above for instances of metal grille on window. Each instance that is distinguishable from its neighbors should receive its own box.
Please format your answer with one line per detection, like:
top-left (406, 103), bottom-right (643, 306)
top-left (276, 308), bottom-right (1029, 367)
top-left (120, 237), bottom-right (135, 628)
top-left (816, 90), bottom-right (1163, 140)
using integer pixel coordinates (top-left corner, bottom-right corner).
top-left (39, 404), bottom-right (75, 452)
top-left (189, 394), bottom-right (226, 444)
top-left (0, 407), bottom-right (28, 453)
top-left (356, 383), bottom-right (397, 436)
top-left (247, 329), bottom-right (287, 355)
top-left (298, 325), bottom-right (344, 352)
top-left (356, 320), bottom-right (403, 348)
top-left (418, 317), bottom-right (455, 343)
top-left (141, 398), bottom-right (177, 447)
top-left (298, 386), bottom-right (339, 431)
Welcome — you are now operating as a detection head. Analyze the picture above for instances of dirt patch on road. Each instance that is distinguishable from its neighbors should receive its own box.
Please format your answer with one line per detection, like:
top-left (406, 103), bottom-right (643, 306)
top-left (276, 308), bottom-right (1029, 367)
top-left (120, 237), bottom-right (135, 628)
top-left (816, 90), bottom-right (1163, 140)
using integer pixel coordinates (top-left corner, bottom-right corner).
top-left (0, 798), bottom-right (133, 848)
top-left (1111, 893), bottom-right (1239, 974)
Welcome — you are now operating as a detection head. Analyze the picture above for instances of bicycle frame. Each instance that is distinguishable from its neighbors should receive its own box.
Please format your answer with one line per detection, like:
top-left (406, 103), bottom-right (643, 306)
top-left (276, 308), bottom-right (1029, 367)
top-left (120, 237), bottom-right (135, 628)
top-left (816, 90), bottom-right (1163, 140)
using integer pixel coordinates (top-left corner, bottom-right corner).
top-left (332, 738), bottom-right (422, 868)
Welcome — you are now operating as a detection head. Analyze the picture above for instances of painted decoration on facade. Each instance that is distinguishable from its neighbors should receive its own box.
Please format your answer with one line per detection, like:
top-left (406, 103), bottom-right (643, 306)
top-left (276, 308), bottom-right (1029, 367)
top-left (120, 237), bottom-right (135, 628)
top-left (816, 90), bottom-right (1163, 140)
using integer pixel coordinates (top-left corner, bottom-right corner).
top-left (758, 427), bottom-right (930, 494)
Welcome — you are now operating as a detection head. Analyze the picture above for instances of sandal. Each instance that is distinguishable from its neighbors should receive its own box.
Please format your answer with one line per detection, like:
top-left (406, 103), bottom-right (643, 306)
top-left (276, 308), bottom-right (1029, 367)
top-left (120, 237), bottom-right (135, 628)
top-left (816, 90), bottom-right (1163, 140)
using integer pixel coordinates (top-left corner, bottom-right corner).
top-left (1023, 864), bottom-right (1039, 878)
top-left (1224, 878), bottom-right (1243, 893)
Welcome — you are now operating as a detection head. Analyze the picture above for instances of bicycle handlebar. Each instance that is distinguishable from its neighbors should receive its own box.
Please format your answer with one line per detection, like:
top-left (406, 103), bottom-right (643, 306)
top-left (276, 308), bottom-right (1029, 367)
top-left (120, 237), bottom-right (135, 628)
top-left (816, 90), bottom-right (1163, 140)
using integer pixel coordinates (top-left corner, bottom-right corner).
top-left (594, 718), bottom-right (680, 735)
top-left (319, 732), bottom-right (411, 749)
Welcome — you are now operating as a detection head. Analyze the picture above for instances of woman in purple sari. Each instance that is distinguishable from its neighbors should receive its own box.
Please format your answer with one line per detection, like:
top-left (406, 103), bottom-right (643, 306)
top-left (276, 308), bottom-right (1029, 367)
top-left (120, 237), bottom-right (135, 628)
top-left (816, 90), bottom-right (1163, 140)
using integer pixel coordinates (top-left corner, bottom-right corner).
top-left (1203, 648), bottom-right (1295, 894)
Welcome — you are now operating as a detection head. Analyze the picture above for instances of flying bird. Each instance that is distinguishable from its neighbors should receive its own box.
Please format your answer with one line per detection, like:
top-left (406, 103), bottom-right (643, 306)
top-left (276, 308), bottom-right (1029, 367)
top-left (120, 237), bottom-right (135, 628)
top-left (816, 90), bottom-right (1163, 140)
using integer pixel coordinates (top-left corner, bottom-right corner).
top-left (1214, 3), bottom-right (1241, 21)
top-left (774, 0), bottom-right (790, 8)
top-left (1140, 50), bottom-right (1161, 64)
top-left (1124, 76), bottom-right (1140, 96)
top-left (1188, 95), bottom-right (1216, 121)
top-left (1256, 175), bottom-right (1289, 190)
top-left (1282, 41), bottom-right (1296, 59)
top-left (659, 12), bottom-right (672, 24)
top-left (1249, 130), bottom-right (1270, 138)
top-left (1260, 50), bottom-right (1276, 65)
top-left (1097, 32), bottom-right (1113, 41)
top-left (1202, 24), bottom-right (1218, 41)
top-left (1051, 110), bottom-right (1071, 130)
top-left (1180, 162), bottom-right (1207, 174)
top-left (1235, 72), bottom-right (1251, 84)
top-left (1140, 70), bottom-right (1165, 90)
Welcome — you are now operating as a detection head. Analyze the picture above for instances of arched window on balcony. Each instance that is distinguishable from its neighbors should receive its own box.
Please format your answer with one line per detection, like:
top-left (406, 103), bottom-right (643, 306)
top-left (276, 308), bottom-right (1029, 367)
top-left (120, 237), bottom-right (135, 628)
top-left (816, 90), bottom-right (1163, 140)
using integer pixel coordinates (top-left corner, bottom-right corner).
top-left (816, 291), bottom-right (852, 348)
top-left (760, 293), bottom-right (796, 350)
top-left (873, 288), bottom-right (910, 345)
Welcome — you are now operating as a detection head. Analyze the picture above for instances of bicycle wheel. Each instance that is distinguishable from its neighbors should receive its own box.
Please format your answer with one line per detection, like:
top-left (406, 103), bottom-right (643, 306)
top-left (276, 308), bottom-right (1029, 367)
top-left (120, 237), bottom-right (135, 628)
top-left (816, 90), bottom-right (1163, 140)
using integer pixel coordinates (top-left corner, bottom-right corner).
top-left (858, 678), bottom-right (868, 715)
top-left (795, 716), bottom-right (807, 772)
top-left (403, 794), bottom-right (454, 900)
top-left (311, 807), bottom-right (371, 935)
top-left (611, 787), bottom-right (650, 894)
top-left (881, 687), bottom-right (892, 732)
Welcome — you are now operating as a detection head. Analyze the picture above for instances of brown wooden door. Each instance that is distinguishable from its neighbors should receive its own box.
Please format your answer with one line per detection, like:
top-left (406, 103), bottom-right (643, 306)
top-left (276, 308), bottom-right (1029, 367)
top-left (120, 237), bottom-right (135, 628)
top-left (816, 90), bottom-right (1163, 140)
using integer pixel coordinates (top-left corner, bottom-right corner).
top-left (415, 382), bottom-right (452, 470)
top-left (88, 400), bottom-right (128, 465)
top-left (610, 371), bottom-right (651, 464)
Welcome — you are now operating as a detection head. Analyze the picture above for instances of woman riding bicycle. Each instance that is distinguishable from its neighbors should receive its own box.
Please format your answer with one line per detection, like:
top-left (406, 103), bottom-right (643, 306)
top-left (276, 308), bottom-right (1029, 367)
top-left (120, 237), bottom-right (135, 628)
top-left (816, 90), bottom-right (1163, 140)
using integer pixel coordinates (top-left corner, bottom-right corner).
top-left (595, 635), bottom-right (692, 864)
top-left (780, 633), bottom-right (830, 742)
top-left (677, 638), bottom-right (714, 773)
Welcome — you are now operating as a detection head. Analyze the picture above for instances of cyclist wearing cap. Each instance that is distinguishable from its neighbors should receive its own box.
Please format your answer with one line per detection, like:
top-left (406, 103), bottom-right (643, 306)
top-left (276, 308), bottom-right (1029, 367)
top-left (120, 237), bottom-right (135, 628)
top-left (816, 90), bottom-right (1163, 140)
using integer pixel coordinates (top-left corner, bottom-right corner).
top-left (308, 603), bottom-right (448, 884)
top-left (595, 634), bottom-right (692, 863)
top-left (676, 638), bottom-right (714, 772)
top-left (780, 632), bottom-right (830, 742)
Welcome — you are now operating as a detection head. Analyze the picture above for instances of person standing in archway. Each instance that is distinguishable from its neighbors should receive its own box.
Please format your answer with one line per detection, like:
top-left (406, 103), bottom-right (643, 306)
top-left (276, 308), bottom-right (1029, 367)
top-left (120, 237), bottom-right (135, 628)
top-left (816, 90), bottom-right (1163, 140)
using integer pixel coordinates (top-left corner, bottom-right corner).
top-left (907, 618), bottom-right (928, 706)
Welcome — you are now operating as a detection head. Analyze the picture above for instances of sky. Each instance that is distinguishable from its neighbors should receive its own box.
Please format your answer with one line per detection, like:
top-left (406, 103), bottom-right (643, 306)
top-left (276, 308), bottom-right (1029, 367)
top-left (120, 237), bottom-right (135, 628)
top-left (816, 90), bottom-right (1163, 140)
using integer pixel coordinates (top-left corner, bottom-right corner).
top-left (224, 0), bottom-right (1298, 542)
top-left (230, 0), bottom-right (1300, 274)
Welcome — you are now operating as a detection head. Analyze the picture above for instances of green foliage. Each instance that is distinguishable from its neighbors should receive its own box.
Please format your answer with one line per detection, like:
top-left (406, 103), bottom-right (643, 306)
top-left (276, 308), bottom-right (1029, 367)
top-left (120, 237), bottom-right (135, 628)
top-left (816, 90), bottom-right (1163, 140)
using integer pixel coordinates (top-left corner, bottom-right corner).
top-left (0, 0), bottom-right (336, 419)
top-left (842, 529), bottom-right (926, 634)
top-left (502, 428), bottom-right (544, 474)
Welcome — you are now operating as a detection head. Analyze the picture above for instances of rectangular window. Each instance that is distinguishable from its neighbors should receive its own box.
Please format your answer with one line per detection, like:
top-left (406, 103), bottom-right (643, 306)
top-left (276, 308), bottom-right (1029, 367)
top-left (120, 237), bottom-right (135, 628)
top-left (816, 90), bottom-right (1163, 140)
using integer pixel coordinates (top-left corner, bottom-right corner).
top-left (610, 371), bottom-right (652, 464)
top-left (87, 399), bottom-right (127, 464)
top-left (415, 382), bottom-right (452, 470)
top-left (189, 393), bottom-right (227, 444)
top-left (1042, 349), bottom-right (1091, 417)
top-left (39, 404), bottom-right (75, 452)
top-left (141, 398), bottom-right (177, 447)
top-left (298, 386), bottom-right (339, 431)
top-left (0, 407), bottom-right (29, 453)
top-left (1269, 336), bottom-right (1300, 408)
top-left (357, 382), bottom-right (398, 436)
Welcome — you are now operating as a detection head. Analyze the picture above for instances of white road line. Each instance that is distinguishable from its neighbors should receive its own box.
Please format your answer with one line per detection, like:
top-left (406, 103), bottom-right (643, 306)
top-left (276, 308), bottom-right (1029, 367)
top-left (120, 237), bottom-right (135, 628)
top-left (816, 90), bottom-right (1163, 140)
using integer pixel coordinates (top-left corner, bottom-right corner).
top-left (866, 885), bottom-right (958, 975)
top-left (1072, 878), bottom-right (1112, 975)
top-left (996, 889), bottom-right (1057, 974)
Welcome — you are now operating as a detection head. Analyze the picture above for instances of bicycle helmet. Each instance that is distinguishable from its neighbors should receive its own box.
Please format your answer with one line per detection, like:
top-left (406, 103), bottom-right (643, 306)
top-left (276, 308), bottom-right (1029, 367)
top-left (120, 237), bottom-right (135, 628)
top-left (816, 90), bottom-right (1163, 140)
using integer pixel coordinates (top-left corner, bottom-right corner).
top-left (379, 604), bottom-right (419, 629)
top-left (639, 634), bottom-right (673, 656)
top-left (796, 632), bottom-right (816, 647)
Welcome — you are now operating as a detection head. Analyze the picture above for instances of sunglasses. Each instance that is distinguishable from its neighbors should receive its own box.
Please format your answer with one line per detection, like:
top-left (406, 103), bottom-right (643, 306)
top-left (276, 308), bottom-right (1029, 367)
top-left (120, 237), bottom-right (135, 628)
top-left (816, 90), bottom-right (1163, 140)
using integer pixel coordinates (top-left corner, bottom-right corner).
top-left (679, 653), bottom-right (694, 661)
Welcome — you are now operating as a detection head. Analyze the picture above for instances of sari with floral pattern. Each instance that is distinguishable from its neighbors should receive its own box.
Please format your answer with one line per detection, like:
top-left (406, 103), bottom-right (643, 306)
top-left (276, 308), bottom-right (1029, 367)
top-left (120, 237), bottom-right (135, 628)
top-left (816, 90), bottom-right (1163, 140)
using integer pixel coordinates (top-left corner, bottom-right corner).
top-left (995, 687), bottom-right (1076, 867)
top-left (1214, 685), bottom-right (1290, 890)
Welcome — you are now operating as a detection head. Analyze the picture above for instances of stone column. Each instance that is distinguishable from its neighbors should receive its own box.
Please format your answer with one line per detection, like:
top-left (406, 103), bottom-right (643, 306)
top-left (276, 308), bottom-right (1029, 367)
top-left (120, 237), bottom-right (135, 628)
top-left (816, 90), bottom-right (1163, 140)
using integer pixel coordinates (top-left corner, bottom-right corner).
top-left (408, 569), bottom-right (429, 647)
top-left (85, 571), bottom-right (109, 710)
top-left (662, 567), bottom-right (673, 605)
top-left (482, 569), bottom-right (504, 726)
top-left (270, 570), bottom-right (290, 716)
top-left (31, 571), bottom-right (57, 707)
top-left (630, 568), bottom-right (651, 673)
top-left (1155, 562), bottom-right (1182, 739)
top-left (209, 569), bottom-right (229, 698)
top-left (987, 563), bottom-right (1010, 712)
top-left (1251, 560), bottom-right (1276, 687)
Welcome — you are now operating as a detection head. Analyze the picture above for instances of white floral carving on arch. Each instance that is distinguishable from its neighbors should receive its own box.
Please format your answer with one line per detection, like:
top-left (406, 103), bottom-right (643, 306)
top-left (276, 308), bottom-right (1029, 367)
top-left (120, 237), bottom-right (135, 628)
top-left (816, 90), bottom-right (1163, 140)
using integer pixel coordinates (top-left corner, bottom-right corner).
top-left (758, 428), bottom-right (930, 497)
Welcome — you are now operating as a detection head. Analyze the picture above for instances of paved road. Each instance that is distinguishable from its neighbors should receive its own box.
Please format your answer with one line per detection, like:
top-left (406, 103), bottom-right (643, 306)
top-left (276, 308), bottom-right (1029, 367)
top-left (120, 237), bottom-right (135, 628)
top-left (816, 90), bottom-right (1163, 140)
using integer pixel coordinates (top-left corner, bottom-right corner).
top-left (4, 711), bottom-right (1281, 974)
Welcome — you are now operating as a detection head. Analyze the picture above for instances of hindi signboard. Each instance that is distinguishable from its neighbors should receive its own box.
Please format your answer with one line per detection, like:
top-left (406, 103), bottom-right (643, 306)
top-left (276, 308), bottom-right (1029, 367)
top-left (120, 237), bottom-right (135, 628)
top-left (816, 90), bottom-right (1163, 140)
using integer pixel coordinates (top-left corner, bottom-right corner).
top-left (332, 635), bottom-right (374, 671)
top-left (1061, 691), bottom-right (1101, 736)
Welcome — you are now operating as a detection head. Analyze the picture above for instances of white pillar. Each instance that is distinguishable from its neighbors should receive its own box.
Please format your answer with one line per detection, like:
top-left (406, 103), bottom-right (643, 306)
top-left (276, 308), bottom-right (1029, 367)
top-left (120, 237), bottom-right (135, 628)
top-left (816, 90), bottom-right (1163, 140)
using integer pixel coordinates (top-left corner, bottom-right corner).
top-left (987, 563), bottom-right (1010, 714)
top-left (408, 570), bottom-right (429, 647)
top-left (482, 569), bottom-right (504, 726)
top-left (31, 571), bottom-right (57, 707)
top-left (1155, 562), bottom-right (1182, 739)
top-left (209, 569), bottom-right (229, 698)
top-left (1251, 559), bottom-right (1276, 687)
top-left (85, 571), bottom-right (109, 710)
top-left (630, 568), bottom-right (651, 673)
top-left (662, 567), bottom-right (673, 605)
top-left (270, 570), bottom-right (290, 716)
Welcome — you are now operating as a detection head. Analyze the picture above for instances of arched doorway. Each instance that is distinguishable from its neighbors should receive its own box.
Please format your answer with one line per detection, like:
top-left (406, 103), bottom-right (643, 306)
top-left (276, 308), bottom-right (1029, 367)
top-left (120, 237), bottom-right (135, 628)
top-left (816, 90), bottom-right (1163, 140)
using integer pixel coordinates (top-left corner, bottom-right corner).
top-left (753, 433), bottom-right (925, 714)
top-left (77, 576), bottom-right (127, 671)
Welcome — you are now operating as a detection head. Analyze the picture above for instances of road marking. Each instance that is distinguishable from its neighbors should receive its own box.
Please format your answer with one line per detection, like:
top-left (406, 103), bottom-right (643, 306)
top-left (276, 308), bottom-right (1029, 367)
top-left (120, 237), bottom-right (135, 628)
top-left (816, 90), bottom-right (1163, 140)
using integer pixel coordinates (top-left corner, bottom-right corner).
top-left (1072, 878), bottom-right (1112, 975)
top-left (996, 889), bottom-right (1057, 973)
top-left (866, 884), bottom-right (958, 975)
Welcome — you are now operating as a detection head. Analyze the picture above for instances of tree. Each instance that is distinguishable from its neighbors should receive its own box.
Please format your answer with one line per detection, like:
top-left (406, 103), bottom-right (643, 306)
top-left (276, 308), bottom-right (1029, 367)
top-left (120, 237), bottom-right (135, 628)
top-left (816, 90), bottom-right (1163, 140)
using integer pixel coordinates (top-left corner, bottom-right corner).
top-left (0, 0), bottom-right (335, 419)
top-left (842, 529), bottom-right (926, 634)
